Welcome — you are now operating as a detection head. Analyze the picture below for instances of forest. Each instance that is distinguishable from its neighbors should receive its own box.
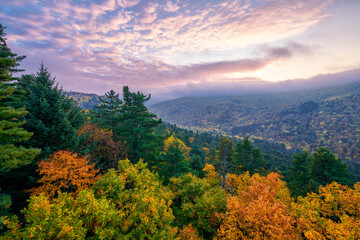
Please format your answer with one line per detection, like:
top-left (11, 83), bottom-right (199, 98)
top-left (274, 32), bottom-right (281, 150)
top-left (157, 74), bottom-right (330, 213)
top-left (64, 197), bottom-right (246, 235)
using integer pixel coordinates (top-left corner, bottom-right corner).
top-left (149, 82), bottom-right (360, 179)
top-left (1, 23), bottom-right (360, 239)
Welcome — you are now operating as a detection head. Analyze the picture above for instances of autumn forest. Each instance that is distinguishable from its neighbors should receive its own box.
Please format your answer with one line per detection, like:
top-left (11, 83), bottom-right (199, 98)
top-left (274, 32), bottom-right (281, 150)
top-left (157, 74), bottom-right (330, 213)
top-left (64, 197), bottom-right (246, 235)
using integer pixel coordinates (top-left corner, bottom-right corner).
top-left (1, 21), bottom-right (360, 240)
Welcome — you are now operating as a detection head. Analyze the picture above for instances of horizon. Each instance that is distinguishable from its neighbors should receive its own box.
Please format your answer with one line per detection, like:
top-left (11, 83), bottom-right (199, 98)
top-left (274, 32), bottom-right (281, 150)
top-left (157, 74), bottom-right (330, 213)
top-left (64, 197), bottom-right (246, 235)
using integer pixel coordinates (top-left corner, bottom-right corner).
top-left (1, 0), bottom-right (360, 100)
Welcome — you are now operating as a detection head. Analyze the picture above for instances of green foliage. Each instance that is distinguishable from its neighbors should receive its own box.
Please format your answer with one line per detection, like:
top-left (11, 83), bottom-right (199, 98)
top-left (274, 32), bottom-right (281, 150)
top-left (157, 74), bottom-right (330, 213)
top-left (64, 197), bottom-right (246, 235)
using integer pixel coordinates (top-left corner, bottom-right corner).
top-left (189, 143), bottom-right (206, 177)
top-left (117, 86), bottom-right (162, 164)
top-left (0, 24), bottom-right (40, 171)
top-left (233, 136), bottom-right (267, 175)
top-left (169, 173), bottom-right (227, 239)
top-left (92, 159), bottom-right (176, 239)
top-left (287, 150), bottom-right (313, 197)
top-left (18, 64), bottom-right (84, 158)
top-left (0, 188), bottom-right (12, 221)
top-left (91, 90), bottom-right (122, 136)
top-left (252, 138), bottom-right (297, 173)
top-left (157, 140), bottom-right (192, 183)
top-left (287, 147), bottom-right (354, 197)
top-left (217, 137), bottom-right (234, 188)
top-left (311, 147), bottom-right (354, 189)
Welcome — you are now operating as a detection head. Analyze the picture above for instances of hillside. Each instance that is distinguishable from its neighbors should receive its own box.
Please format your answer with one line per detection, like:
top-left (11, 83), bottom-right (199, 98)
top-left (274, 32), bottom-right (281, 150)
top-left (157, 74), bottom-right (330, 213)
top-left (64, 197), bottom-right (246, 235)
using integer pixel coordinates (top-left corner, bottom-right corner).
top-left (65, 91), bottom-right (100, 109)
top-left (149, 82), bottom-right (360, 172)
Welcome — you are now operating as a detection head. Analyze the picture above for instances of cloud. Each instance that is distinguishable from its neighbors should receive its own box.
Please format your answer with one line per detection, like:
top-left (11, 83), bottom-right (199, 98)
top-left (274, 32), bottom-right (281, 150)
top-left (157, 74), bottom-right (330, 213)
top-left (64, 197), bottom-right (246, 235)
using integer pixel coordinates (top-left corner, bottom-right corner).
top-left (152, 68), bottom-right (360, 102)
top-left (163, 1), bottom-right (180, 12)
top-left (0, 0), bottom-right (338, 96)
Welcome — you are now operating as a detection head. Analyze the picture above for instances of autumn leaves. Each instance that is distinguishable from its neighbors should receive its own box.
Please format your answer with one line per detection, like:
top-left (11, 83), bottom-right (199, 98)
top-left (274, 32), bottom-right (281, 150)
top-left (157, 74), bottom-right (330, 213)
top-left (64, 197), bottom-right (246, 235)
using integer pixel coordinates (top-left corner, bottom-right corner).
top-left (4, 150), bottom-right (360, 239)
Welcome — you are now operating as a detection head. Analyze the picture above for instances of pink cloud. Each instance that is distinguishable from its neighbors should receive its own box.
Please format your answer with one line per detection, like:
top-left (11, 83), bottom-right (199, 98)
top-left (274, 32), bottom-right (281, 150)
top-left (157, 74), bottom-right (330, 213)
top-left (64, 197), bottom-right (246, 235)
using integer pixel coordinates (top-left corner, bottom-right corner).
top-left (1, 0), bottom-right (338, 97)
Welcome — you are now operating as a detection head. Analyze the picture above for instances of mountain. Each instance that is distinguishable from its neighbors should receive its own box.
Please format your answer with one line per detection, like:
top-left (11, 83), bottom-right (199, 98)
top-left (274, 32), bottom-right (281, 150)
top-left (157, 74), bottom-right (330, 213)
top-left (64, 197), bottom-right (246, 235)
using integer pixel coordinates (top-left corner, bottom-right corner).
top-left (65, 91), bottom-right (101, 109)
top-left (149, 82), bottom-right (360, 174)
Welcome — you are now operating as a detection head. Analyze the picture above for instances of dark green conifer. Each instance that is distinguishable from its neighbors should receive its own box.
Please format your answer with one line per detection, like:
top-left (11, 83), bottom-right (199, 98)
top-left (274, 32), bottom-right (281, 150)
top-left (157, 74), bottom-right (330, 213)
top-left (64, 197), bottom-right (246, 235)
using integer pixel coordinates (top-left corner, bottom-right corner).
top-left (158, 141), bottom-right (192, 183)
top-left (190, 143), bottom-right (206, 177)
top-left (92, 90), bottom-right (122, 136)
top-left (311, 147), bottom-right (353, 189)
top-left (217, 137), bottom-right (234, 188)
top-left (287, 150), bottom-right (314, 197)
top-left (18, 64), bottom-right (84, 158)
top-left (233, 136), bottom-right (267, 175)
top-left (0, 24), bottom-right (40, 170)
top-left (117, 86), bottom-right (162, 164)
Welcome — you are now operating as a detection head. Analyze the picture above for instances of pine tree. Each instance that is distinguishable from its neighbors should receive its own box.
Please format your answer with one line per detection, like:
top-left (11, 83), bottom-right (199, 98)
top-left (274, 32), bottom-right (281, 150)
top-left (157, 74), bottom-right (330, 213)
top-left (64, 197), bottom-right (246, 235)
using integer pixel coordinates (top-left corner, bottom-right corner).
top-left (18, 64), bottom-right (84, 158)
top-left (0, 24), bottom-right (40, 171)
top-left (311, 147), bottom-right (353, 190)
top-left (189, 143), bottom-right (206, 177)
top-left (158, 140), bottom-right (192, 183)
top-left (92, 90), bottom-right (122, 136)
top-left (287, 150), bottom-right (314, 197)
top-left (117, 86), bottom-right (162, 164)
top-left (217, 137), bottom-right (234, 188)
top-left (233, 136), bottom-right (267, 175)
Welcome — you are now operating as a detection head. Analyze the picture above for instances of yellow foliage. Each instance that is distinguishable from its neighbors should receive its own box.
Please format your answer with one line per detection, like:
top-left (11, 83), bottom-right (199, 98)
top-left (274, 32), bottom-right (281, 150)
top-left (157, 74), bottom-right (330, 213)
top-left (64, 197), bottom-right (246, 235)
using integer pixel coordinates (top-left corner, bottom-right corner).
top-left (203, 163), bottom-right (219, 186)
top-left (164, 135), bottom-right (190, 157)
top-left (293, 182), bottom-right (360, 239)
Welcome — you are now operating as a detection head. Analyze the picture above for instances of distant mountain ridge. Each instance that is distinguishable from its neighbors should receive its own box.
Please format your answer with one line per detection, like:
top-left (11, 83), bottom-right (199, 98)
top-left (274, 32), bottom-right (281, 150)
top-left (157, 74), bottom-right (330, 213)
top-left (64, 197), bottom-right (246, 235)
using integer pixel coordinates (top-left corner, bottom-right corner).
top-left (65, 91), bottom-right (101, 110)
top-left (149, 82), bottom-right (360, 173)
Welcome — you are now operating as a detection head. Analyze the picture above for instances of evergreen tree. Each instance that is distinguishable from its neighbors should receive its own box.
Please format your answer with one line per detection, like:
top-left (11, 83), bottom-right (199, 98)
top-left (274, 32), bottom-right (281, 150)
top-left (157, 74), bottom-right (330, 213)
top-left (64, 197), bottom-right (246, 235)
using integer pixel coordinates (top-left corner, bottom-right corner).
top-left (217, 137), bottom-right (234, 188)
top-left (158, 141), bottom-right (192, 183)
top-left (18, 64), bottom-right (84, 158)
top-left (0, 24), bottom-right (40, 170)
top-left (91, 90), bottom-right (122, 136)
top-left (287, 150), bottom-right (314, 197)
top-left (311, 147), bottom-right (353, 190)
top-left (233, 136), bottom-right (267, 175)
top-left (117, 86), bottom-right (162, 164)
top-left (189, 143), bottom-right (206, 177)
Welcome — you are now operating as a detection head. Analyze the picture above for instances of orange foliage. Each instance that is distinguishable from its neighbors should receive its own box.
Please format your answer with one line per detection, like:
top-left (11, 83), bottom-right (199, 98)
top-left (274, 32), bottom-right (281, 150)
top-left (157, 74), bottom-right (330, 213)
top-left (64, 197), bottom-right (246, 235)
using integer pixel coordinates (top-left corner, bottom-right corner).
top-left (217, 172), bottom-right (300, 239)
top-left (176, 224), bottom-right (201, 240)
top-left (202, 147), bottom-right (209, 155)
top-left (30, 150), bottom-right (98, 198)
top-left (293, 182), bottom-right (360, 239)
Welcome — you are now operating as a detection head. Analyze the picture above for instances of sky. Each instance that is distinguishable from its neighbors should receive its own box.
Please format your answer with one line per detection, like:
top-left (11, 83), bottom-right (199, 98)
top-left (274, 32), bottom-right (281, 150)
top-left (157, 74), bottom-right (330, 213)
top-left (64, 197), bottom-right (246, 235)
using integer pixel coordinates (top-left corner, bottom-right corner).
top-left (1, 0), bottom-right (360, 101)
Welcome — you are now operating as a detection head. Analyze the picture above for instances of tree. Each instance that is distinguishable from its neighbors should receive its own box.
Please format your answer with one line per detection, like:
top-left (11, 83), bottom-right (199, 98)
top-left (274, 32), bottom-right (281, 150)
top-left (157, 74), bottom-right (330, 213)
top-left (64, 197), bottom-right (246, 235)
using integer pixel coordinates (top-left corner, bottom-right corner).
top-left (4, 160), bottom-right (177, 239)
top-left (233, 136), bottom-right (267, 175)
top-left (287, 150), bottom-right (314, 197)
top-left (30, 150), bottom-right (98, 198)
top-left (117, 86), bottom-right (162, 164)
top-left (77, 123), bottom-right (127, 171)
top-left (91, 90), bottom-right (122, 137)
top-left (158, 139), bottom-right (192, 183)
top-left (18, 65), bottom-right (84, 158)
top-left (189, 143), bottom-right (206, 177)
top-left (216, 137), bottom-right (234, 188)
top-left (311, 147), bottom-right (353, 190)
top-left (293, 182), bottom-right (360, 239)
top-left (217, 172), bottom-right (300, 239)
top-left (0, 24), bottom-right (40, 171)
top-left (92, 159), bottom-right (177, 239)
top-left (170, 173), bottom-right (227, 239)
